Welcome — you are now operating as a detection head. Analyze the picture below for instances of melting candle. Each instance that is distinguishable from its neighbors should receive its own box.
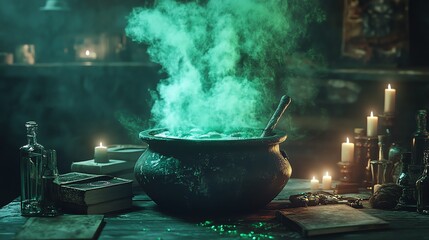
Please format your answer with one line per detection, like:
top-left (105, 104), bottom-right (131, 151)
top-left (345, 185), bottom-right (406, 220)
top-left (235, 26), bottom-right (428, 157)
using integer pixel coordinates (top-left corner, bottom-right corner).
top-left (384, 84), bottom-right (396, 114)
top-left (94, 142), bottom-right (109, 163)
top-left (322, 171), bottom-right (332, 190)
top-left (341, 137), bottom-right (355, 163)
top-left (367, 111), bottom-right (378, 137)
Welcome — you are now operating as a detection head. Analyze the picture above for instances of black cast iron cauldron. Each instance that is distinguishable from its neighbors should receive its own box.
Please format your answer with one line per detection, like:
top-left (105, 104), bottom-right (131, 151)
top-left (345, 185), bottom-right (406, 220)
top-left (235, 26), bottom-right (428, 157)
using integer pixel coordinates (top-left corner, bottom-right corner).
top-left (134, 128), bottom-right (292, 213)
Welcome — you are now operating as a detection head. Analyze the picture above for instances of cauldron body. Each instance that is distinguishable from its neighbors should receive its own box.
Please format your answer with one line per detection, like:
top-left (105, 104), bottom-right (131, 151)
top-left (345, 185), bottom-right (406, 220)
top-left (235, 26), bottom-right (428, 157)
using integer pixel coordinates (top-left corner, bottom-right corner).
top-left (134, 128), bottom-right (292, 213)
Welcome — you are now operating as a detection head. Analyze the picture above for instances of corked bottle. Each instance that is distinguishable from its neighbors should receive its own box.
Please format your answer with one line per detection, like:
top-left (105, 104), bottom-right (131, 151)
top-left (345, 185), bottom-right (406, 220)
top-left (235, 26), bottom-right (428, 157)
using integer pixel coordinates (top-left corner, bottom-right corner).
top-left (416, 150), bottom-right (429, 214)
top-left (396, 152), bottom-right (416, 209)
top-left (20, 121), bottom-right (45, 216)
top-left (412, 110), bottom-right (429, 166)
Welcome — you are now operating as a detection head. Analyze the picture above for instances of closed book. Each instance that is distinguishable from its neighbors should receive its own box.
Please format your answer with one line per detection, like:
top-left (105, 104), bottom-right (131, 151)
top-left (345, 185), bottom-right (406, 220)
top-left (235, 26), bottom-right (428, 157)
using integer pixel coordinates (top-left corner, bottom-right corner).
top-left (58, 172), bottom-right (107, 185)
top-left (276, 204), bottom-right (388, 237)
top-left (107, 144), bottom-right (147, 162)
top-left (59, 176), bottom-right (133, 205)
top-left (71, 159), bottom-right (134, 175)
top-left (61, 197), bottom-right (133, 214)
top-left (15, 215), bottom-right (104, 240)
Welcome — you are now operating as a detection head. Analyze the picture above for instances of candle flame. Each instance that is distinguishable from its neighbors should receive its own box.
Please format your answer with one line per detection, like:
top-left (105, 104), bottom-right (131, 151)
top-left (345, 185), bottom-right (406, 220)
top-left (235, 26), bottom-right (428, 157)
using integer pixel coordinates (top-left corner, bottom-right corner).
top-left (346, 137), bottom-right (349, 143)
top-left (99, 142), bottom-right (103, 147)
top-left (312, 176), bottom-right (316, 180)
top-left (388, 83), bottom-right (391, 89)
top-left (325, 171), bottom-right (329, 176)
top-left (370, 111), bottom-right (374, 117)
top-left (85, 50), bottom-right (90, 56)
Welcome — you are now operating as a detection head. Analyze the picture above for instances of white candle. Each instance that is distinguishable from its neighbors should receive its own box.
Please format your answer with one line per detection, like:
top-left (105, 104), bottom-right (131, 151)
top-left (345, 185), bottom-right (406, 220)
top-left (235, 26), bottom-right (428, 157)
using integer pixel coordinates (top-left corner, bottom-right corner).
top-left (384, 84), bottom-right (396, 114)
top-left (322, 171), bottom-right (332, 190)
top-left (341, 137), bottom-right (355, 163)
top-left (310, 176), bottom-right (319, 190)
top-left (94, 142), bottom-right (109, 163)
top-left (373, 184), bottom-right (382, 193)
top-left (367, 111), bottom-right (378, 137)
top-left (80, 49), bottom-right (97, 60)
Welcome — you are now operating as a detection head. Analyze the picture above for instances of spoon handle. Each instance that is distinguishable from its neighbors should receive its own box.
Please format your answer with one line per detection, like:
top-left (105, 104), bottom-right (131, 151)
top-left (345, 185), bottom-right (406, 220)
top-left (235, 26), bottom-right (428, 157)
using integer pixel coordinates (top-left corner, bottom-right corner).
top-left (261, 95), bottom-right (291, 137)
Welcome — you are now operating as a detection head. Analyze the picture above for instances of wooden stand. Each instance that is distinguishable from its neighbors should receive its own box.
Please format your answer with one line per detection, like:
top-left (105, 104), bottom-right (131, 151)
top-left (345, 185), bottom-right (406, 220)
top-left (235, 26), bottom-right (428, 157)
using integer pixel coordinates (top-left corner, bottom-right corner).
top-left (335, 161), bottom-right (359, 194)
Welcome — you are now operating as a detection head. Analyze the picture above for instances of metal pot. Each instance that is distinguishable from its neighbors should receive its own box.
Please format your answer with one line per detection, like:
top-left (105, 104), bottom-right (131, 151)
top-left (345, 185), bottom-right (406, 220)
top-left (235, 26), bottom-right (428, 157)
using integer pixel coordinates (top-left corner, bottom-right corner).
top-left (134, 128), bottom-right (292, 213)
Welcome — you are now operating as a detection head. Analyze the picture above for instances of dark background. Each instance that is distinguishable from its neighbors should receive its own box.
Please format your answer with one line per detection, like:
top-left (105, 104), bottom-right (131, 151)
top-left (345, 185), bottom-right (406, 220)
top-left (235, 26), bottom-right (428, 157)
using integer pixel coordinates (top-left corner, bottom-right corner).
top-left (1, 0), bottom-right (429, 207)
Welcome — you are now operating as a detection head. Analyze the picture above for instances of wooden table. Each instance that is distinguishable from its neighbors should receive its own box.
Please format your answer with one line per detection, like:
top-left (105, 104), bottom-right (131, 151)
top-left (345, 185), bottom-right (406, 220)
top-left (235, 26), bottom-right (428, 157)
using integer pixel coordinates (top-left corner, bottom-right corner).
top-left (1, 179), bottom-right (428, 239)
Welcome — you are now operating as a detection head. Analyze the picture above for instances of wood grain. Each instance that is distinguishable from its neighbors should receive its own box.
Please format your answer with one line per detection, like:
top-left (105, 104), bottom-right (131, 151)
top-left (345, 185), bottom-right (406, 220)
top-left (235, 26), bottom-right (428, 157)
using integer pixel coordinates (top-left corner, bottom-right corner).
top-left (1, 179), bottom-right (429, 240)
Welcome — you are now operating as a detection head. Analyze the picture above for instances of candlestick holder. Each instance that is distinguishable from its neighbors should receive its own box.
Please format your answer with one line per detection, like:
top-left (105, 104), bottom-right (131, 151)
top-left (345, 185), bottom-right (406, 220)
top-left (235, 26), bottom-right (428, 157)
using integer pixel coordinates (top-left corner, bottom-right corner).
top-left (379, 113), bottom-right (395, 139)
top-left (335, 161), bottom-right (359, 194)
top-left (379, 113), bottom-right (404, 184)
top-left (354, 128), bottom-right (367, 187)
top-left (362, 136), bottom-right (378, 188)
top-left (370, 159), bottom-right (392, 194)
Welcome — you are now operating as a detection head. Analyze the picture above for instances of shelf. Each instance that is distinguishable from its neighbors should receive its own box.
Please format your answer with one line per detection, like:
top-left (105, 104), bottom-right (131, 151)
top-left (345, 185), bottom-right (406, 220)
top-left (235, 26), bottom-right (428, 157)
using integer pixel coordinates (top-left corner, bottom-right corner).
top-left (1, 63), bottom-right (428, 82)
top-left (321, 67), bottom-right (429, 82)
top-left (0, 62), bottom-right (162, 79)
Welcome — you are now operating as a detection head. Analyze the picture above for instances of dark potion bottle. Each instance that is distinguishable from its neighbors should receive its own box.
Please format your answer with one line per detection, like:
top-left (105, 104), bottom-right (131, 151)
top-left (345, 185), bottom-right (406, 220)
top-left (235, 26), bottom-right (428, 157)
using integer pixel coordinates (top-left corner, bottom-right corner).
top-left (412, 110), bottom-right (429, 166)
top-left (416, 150), bottom-right (429, 214)
top-left (41, 149), bottom-right (61, 216)
top-left (397, 152), bottom-right (416, 209)
top-left (19, 121), bottom-right (44, 216)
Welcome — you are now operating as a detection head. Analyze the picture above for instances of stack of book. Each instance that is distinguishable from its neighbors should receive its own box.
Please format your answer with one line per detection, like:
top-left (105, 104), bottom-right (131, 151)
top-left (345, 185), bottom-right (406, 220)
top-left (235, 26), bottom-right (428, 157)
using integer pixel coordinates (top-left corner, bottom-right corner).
top-left (57, 172), bottom-right (134, 214)
top-left (70, 144), bottom-right (146, 187)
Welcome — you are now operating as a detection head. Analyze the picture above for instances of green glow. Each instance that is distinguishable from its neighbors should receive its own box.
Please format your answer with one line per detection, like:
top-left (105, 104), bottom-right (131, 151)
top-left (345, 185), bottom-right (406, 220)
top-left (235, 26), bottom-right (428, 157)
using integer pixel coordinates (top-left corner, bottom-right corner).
top-left (198, 220), bottom-right (279, 239)
top-left (126, 0), bottom-right (325, 134)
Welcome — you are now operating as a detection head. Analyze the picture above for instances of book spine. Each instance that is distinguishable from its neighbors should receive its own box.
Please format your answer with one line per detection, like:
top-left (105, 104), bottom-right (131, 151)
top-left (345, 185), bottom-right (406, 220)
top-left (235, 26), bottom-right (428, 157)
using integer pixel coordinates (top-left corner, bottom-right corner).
top-left (59, 186), bottom-right (87, 205)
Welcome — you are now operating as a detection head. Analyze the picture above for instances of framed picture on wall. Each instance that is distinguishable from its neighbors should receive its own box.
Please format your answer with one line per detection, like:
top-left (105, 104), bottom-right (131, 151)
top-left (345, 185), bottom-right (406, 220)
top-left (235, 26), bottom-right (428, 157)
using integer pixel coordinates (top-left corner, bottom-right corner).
top-left (342, 0), bottom-right (409, 66)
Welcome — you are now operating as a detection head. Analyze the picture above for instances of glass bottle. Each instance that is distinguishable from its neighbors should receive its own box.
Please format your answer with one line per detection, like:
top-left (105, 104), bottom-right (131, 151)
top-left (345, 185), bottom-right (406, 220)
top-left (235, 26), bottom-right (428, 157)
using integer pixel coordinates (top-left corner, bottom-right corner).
top-left (41, 149), bottom-right (61, 216)
top-left (412, 110), bottom-right (429, 166)
top-left (416, 150), bottom-right (429, 214)
top-left (397, 152), bottom-right (416, 207)
top-left (20, 121), bottom-right (44, 216)
top-left (398, 152), bottom-right (411, 186)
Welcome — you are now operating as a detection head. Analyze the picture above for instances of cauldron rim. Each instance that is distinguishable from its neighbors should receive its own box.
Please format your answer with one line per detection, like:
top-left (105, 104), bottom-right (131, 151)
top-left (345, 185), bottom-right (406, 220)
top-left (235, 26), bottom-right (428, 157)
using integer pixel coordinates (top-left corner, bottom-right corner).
top-left (139, 128), bottom-right (287, 146)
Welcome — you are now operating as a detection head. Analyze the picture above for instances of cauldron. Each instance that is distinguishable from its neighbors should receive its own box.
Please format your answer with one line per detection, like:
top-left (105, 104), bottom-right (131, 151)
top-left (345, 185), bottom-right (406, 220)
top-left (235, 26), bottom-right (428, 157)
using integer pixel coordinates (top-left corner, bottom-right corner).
top-left (134, 128), bottom-right (292, 213)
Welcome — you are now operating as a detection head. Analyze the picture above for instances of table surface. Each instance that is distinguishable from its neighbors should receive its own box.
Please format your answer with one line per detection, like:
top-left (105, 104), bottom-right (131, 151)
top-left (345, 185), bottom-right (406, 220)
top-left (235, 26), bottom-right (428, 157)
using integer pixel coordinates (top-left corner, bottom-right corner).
top-left (1, 179), bottom-right (429, 240)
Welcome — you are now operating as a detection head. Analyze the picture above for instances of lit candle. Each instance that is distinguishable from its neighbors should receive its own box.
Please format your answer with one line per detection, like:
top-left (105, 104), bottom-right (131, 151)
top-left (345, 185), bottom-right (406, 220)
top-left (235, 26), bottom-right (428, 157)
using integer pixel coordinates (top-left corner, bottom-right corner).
top-left (367, 111), bottom-right (378, 137)
top-left (384, 84), bottom-right (396, 114)
top-left (310, 176), bottom-right (319, 190)
top-left (374, 184), bottom-right (382, 193)
top-left (94, 142), bottom-right (109, 163)
top-left (322, 171), bottom-right (332, 190)
top-left (80, 49), bottom-right (97, 60)
top-left (341, 137), bottom-right (355, 163)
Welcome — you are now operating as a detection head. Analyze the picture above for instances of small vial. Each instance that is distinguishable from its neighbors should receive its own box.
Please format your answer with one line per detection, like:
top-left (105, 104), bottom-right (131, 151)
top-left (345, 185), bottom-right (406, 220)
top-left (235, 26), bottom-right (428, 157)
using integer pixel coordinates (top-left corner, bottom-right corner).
top-left (41, 149), bottom-right (61, 216)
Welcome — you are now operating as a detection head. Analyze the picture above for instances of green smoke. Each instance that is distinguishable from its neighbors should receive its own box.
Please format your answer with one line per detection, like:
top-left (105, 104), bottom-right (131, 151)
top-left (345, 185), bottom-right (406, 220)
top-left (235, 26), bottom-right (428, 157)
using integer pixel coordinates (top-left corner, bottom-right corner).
top-left (126, 0), bottom-right (324, 134)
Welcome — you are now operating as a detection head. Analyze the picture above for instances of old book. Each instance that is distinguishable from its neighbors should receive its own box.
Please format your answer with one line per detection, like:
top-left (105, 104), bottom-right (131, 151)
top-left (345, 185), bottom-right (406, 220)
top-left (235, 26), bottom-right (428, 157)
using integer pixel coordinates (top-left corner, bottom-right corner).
top-left (71, 159), bottom-right (135, 175)
top-left (276, 204), bottom-right (388, 237)
top-left (57, 172), bottom-right (107, 185)
top-left (107, 144), bottom-right (147, 162)
top-left (59, 176), bottom-right (133, 205)
top-left (61, 197), bottom-right (133, 214)
top-left (15, 215), bottom-right (104, 240)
